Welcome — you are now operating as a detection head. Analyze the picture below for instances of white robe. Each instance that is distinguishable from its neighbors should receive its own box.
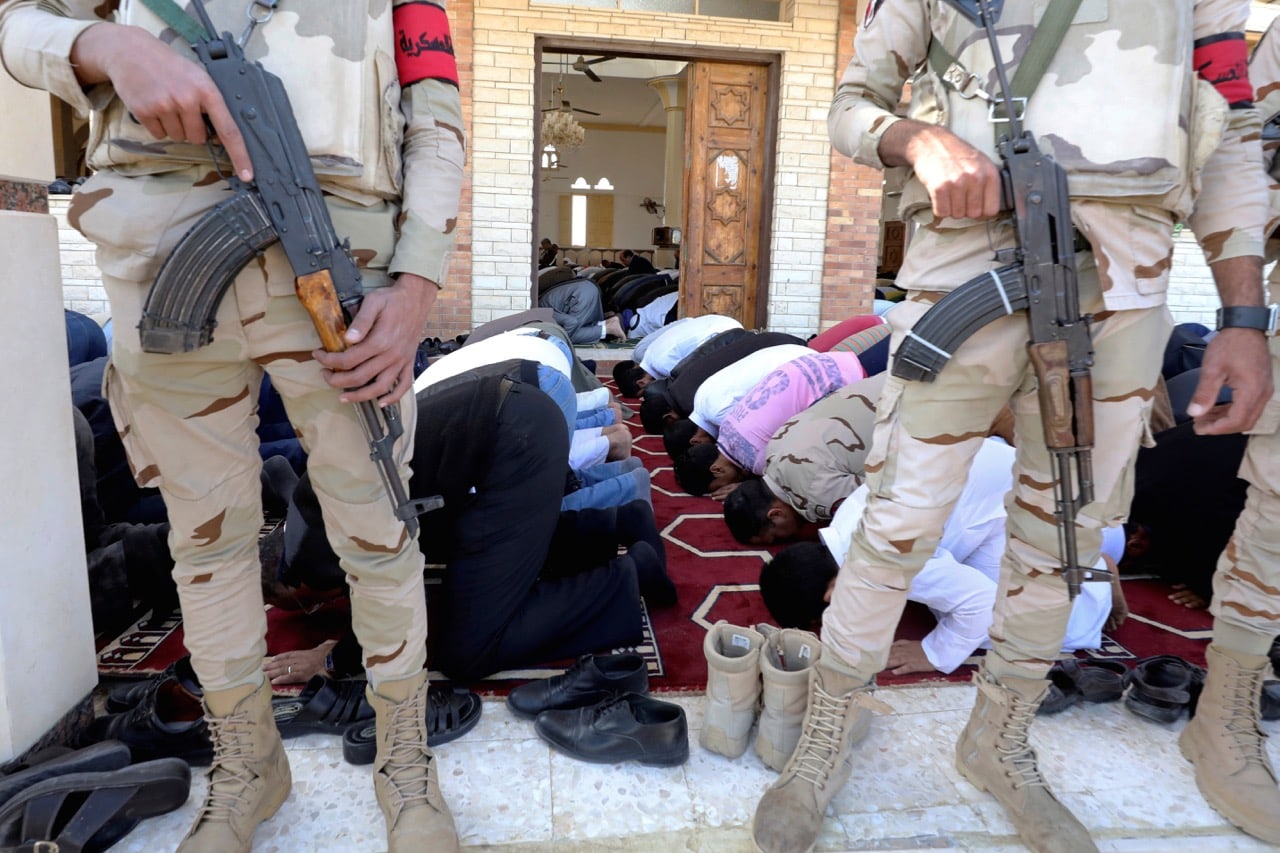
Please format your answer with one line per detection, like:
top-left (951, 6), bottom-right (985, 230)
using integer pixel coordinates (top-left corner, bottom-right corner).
top-left (819, 439), bottom-right (1117, 673)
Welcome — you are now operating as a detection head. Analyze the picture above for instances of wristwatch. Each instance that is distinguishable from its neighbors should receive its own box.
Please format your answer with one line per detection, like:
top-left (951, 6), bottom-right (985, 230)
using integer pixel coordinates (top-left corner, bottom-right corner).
top-left (1215, 305), bottom-right (1279, 335)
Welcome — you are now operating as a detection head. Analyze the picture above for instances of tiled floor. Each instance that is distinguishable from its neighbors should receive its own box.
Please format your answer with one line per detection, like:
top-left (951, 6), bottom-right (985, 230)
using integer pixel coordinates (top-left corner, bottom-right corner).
top-left (115, 682), bottom-right (1280, 852)
top-left (111, 345), bottom-right (1276, 850)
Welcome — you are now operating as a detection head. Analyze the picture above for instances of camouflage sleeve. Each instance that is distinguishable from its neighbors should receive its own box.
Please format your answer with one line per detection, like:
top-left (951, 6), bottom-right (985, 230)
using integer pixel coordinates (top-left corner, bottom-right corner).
top-left (1185, 0), bottom-right (1266, 264)
top-left (0, 2), bottom-right (108, 117)
top-left (388, 0), bottom-right (466, 286)
top-left (1251, 17), bottom-right (1280, 260)
top-left (828, 0), bottom-right (930, 170)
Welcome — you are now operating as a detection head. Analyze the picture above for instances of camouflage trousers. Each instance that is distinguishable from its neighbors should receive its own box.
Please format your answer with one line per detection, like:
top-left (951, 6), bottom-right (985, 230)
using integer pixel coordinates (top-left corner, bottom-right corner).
top-left (1210, 284), bottom-right (1280, 643)
top-left (102, 244), bottom-right (427, 691)
top-left (823, 261), bottom-right (1171, 684)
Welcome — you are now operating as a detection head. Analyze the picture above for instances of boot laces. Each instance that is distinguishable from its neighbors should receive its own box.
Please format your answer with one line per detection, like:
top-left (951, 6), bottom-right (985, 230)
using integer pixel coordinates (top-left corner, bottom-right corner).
top-left (996, 695), bottom-right (1047, 791)
top-left (1221, 666), bottom-right (1272, 770)
top-left (383, 687), bottom-right (434, 811)
top-left (199, 712), bottom-right (257, 822)
top-left (792, 683), bottom-right (851, 787)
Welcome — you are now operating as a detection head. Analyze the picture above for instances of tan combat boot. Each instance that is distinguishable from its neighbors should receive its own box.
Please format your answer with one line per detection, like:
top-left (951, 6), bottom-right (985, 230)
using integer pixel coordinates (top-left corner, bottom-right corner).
top-left (700, 621), bottom-right (765, 759)
top-left (178, 679), bottom-right (291, 853)
top-left (755, 625), bottom-right (822, 773)
top-left (369, 670), bottom-right (459, 853)
top-left (1180, 643), bottom-right (1280, 844)
top-left (955, 667), bottom-right (1096, 853)
top-left (751, 651), bottom-right (880, 853)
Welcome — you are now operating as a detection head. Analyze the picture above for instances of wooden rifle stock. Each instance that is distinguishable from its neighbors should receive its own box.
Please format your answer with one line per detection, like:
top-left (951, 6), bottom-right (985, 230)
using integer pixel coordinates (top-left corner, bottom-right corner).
top-left (293, 270), bottom-right (441, 539)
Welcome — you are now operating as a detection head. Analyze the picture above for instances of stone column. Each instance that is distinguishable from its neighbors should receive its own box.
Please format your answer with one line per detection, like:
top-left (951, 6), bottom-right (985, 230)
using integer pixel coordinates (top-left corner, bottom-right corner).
top-left (0, 72), bottom-right (97, 765)
top-left (646, 75), bottom-right (687, 232)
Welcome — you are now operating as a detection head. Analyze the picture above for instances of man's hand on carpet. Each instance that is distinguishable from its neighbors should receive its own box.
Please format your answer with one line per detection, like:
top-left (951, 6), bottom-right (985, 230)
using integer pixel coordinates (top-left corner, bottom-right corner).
top-left (1168, 584), bottom-right (1209, 610)
top-left (265, 638), bottom-right (338, 686)
top-left (709, 481), bottom-right (742, 502)
top-left (886, 639), bottom-right (936, 675)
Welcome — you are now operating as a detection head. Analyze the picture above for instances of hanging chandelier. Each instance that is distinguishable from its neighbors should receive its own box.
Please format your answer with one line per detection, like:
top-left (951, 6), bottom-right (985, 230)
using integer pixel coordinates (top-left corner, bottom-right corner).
top-left (541, 108), bottom-right (585, 149)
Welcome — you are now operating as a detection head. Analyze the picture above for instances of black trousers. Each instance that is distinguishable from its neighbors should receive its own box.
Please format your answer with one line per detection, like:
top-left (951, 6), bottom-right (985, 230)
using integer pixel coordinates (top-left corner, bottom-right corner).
top-left (432, 384), bottom-right (642, 680)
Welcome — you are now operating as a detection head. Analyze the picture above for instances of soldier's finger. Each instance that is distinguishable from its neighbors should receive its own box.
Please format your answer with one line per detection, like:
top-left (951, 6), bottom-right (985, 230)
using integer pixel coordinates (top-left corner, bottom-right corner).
top-left (203, 93), bottom-right (253, 181)
top-left (377, 364), bottom-right (415, 406)
top-left (155, 110), bottom-right (189, 144)
top-left (1185, 370), bottom-right (1227, 421)
top-left (980, 171), bottom-right (1002, 218)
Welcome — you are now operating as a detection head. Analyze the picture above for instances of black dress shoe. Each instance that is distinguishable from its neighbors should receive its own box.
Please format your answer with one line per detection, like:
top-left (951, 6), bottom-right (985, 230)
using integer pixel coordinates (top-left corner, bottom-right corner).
top-left (341, 685), bottom-right (483, 765)
top-left (507, 653), bottom-right (649, 719)
top-left (105, 655), bottom-right (201, 714)
top-left (80, 678), bottom-right (212, 766)
top-left (272, 675), bottom-right (373, 737)
top-left (534, 693), bottom-right (689, 766)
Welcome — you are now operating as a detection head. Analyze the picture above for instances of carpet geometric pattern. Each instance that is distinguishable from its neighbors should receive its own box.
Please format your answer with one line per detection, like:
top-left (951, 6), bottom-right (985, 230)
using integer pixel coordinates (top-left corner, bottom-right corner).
top-left (95, 374), bottom-right (1213, 694)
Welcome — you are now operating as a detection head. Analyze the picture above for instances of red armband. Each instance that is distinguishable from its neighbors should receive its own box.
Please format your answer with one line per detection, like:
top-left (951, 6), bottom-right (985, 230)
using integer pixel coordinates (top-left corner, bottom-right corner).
top-left (393, 1), bottom-right (459, 89)
top-left (1194, 33), bottom-right (1252, 107)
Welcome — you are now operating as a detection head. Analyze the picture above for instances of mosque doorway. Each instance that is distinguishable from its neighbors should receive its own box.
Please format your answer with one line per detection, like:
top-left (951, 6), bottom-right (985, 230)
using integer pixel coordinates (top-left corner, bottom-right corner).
top-left (535, 42), bottom-right (779, 329)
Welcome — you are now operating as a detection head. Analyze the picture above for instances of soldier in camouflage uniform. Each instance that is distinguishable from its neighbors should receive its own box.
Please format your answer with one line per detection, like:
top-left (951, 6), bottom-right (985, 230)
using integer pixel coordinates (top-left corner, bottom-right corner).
top-left (752, 2), bottom-right (1275, 852)
top-left (1179, 16), bottom-right (1280, 845)
top-left (0, 2), bottom-right (465, 850)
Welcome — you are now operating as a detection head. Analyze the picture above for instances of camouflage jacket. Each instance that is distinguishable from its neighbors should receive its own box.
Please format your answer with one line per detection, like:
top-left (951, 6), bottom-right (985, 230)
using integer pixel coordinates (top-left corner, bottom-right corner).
top-left (830, 0), bottom-right (1266, 309)
top-left (0, 0), bottom-right (464, 286)
top-left (1251, 15), bottom-right (1280, 268)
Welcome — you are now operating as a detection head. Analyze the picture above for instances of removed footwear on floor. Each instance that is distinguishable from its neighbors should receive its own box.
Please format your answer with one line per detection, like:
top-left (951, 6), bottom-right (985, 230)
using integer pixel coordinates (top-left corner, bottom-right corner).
top-left (1123, 654), bottom-right (1204, 723)
top-left (506, 653), bottom-right (648, 719)
top-left (1038, 658), bottom-right (1128, 715)
top-left (0, 742), bottom-right (189, 853)
top-left (534, 692), bottom-right (689, 766)
top-left (343, 685), bottom-right (483, 765)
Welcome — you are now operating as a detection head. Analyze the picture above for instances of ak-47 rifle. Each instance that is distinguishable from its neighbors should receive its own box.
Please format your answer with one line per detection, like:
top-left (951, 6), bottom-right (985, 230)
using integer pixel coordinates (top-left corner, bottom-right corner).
top-left (892, 0), bottom-right (1103, 599)
top-left (138, 2), bottom-right (440, 537)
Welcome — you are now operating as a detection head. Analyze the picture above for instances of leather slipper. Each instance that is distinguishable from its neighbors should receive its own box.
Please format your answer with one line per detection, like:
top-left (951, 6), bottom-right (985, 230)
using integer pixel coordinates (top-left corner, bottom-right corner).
top-left (1124, 654), bottom-right (1205, 723)
top-left (0, 758), bottom-right (190, 853)
top-left (0, 743), bottom-right (131, 811)
top-left (271, 675), bottom-right (372, 738)
top-left (1038, 658), bottom-right (1129, 715)
top-left (342, 685), bottom-right (482, 765)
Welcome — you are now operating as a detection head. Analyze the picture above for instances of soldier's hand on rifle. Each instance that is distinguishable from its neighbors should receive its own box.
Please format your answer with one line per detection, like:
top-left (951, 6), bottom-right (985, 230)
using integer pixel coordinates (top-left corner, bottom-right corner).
top-left (1188, 327), bottom-right (1273, 435)
top-left (315, 273), bottom-right (440, 405)
top-left (879, 120), bottom-right (1003, 220)
top-left (69, 23), bottom-right (253, 182)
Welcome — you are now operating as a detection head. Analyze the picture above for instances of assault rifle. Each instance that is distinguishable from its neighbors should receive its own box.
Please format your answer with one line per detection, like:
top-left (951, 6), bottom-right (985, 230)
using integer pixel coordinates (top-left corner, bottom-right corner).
top-left (892, 0), bottom-right (1103, 599)
top-left (138, 4), bottom-right (440, 537)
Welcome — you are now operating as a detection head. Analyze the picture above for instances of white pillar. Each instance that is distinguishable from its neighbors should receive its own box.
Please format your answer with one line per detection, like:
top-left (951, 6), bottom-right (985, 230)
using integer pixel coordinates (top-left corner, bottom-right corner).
top-left (646, 75), bottom-right (687, 232)
top-left (0, 73), bottom-right (97, 764)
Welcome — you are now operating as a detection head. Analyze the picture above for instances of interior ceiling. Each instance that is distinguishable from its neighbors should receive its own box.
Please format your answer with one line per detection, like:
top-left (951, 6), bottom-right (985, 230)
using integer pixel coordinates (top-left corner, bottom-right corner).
top-left (540, 53), bottom-right (687, 130)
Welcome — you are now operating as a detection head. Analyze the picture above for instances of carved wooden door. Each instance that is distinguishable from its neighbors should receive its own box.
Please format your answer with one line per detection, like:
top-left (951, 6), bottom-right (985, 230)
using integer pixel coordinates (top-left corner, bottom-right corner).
top-left (681, 61), bottom-right (771, 328)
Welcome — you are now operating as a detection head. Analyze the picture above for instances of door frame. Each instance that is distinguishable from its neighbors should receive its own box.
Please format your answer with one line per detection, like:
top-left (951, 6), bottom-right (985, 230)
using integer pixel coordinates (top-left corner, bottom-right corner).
top-left (533, 38), bottom-right (781, 327)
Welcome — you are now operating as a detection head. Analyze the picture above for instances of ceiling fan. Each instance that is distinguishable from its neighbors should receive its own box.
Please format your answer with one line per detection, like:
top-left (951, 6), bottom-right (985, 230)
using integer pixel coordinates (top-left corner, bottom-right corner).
top-left (572, 54), bottom-right (616, 83)
top-left (540, 83), bottom-right (600, 116)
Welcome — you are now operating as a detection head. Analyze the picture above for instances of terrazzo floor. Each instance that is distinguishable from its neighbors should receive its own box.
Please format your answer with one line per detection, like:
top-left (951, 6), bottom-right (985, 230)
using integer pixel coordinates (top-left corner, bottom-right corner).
top-left (113, 682), bottom-right (1280, 852)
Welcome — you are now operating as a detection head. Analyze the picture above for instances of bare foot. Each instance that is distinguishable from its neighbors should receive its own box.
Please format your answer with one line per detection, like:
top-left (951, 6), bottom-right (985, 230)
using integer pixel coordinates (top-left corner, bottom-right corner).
top-left (1168, 584), bottom-right (1208, 610)
top-left (604, 314), bottom-right (626, 341)
top-left (1105, 555), bottom-right (1128, 632)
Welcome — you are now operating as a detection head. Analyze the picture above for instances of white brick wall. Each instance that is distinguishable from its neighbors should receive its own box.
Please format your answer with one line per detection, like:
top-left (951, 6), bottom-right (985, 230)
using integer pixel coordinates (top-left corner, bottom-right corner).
top-left (50, 195), bottom-right (109, 319)
top-left (472, 0), bottom-right (841, 337)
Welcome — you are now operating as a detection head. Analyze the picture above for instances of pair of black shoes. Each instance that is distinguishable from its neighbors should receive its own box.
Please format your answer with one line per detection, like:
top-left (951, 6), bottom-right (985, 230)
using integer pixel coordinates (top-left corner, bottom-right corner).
top-left (94, 659), bottom-right (372, 765)
top-left (1123, 653), bottom-right (1280, 723)
top-left (0, 741), bottom-right (189, 852)
top-left (508, 654), bottom-right (688, 767)
top-left (95, 658), bottom-right (483, 767)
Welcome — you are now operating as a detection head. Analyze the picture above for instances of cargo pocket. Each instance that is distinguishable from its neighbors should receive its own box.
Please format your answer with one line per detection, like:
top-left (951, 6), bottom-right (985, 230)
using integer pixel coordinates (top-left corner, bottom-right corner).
top-left (102, 359), bottom-right (163, 492)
